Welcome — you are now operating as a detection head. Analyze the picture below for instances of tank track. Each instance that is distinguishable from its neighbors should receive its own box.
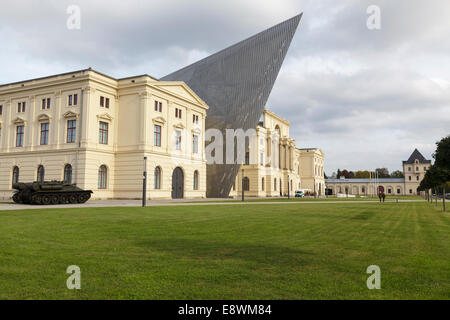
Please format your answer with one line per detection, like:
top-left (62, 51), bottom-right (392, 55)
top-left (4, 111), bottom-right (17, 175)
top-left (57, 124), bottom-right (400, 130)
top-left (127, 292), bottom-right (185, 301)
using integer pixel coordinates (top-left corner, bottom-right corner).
top-left (13, 191), bottom-right (92, 205)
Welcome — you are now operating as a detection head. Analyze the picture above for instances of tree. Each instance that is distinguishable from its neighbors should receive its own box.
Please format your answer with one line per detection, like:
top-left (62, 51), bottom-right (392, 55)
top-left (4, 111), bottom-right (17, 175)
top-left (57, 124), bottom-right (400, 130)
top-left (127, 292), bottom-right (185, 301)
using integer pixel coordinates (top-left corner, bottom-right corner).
top-left (324, 173), bottom-right (329, 179)
top-left (337, 169), bottom-right (342, 178)
top-left (419, 164), bottom-right (450, 211)
top-left (390, 170), bottom-right (404, 178)
top-left (434, 135), bottom-right (450, 170)
top-left (375, 168), bottom-right (390, 178)
top-left (341, 169), bottom-right (349, 178)
top-left (355, 170), bottom-right (370, 178)
top-left (348, 171), bottom-right (355, 178)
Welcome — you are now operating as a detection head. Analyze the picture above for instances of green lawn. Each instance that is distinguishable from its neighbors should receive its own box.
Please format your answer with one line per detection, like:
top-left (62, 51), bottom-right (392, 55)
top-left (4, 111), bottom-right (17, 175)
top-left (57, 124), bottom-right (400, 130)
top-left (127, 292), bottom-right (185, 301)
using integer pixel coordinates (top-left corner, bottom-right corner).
top-left (187, 195), bottom-right (425, 203)
top-left (0, 201), bottom-right (448, 299)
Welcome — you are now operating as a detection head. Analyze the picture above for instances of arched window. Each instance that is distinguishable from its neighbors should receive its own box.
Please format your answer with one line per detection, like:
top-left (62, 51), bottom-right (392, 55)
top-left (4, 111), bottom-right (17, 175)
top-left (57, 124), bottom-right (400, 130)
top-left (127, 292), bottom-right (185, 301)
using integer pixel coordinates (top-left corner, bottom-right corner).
top-left (193, 170), bottom-right (199, 190)
top-left (243, 177), bottom-right (250, 191)
top-left (64, 164), bottom-right (72, 184)
top-left (12, 166), bottom-right (19, 186)
top-left (98, 165), bottom-right (107, 189)
top-left (262, 177), bottom-right (265, 191)
top-left (37, 165), bottom-right (45, 182)
top-left (154, 166), bottom-right (161, 189)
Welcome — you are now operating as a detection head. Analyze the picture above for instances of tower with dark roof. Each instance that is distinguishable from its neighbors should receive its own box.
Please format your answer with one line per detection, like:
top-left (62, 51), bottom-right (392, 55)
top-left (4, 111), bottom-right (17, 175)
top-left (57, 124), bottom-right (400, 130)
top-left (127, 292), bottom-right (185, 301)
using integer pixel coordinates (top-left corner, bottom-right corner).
top-left (402, 149), bottom-right (432, 195)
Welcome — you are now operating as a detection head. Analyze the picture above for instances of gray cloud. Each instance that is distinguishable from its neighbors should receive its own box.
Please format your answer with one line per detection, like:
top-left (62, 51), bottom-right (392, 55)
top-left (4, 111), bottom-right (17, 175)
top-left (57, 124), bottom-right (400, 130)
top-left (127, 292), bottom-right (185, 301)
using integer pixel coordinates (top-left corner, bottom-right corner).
top-left (0, 0), bottom-right (449, 174)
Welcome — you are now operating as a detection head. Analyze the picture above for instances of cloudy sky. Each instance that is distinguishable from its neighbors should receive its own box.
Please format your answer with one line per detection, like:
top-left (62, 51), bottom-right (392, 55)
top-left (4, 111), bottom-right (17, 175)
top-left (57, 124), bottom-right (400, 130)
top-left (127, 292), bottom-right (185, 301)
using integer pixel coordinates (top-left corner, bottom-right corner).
top-left (1, 0), bottom-right (449, 175)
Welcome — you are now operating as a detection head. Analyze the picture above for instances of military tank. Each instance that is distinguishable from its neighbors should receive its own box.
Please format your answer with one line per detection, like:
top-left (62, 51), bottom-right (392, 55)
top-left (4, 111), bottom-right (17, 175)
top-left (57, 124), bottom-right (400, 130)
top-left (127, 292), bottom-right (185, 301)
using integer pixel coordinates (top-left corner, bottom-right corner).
top-left (12, 181), bottom-right (93, 205)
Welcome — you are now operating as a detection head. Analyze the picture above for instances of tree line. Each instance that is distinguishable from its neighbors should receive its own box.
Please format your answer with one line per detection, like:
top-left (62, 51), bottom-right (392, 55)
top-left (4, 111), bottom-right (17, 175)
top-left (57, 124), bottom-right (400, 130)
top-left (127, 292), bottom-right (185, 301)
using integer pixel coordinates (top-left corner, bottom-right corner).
top-left (330, 168), bottom-right (404, 179)
top-left (418, 135), bottom-right (450, 212)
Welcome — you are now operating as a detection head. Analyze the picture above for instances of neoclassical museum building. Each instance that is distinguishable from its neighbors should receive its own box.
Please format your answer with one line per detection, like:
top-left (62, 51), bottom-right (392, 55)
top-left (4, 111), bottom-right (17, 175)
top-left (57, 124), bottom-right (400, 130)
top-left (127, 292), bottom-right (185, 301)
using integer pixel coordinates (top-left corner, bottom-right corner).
top-left (0, 69), bottom-right (325, 200)
top-left (325, 149), bottom-right (431, 196)
top-left (229, 109), bottom-right (325, 198)
top-left (0, 69), bottom-right (208, 200)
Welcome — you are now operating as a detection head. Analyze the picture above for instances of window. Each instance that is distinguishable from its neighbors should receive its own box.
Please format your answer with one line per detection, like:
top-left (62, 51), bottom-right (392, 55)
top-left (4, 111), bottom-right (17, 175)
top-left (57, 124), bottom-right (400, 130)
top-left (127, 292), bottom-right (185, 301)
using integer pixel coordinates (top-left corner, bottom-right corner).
top-left (67, 120), bottom-right (76, 143)
top-left (416, 166), bottom-right (419, 171)
top-left (193, 171), bottom-right (199, 190)
top-left (98, 165), bottom-right (107, 189)
top-left (40, 122), bottom-right (49, 145)
top-left (100, 96), bottom-right (104, 107)
top-left (154, 166), bottom-right (161, 189)
top-left (388, 188), bottom-right (392, 194)
top-left (99, 121), bottom-right (109, 144)
top-left (175, 130), bottom-right (181, 150)
top-left (12, 166), bottom-right (19, 185)
top-left (260, 152), bottom-right (264, 166)
top-left (262, 178), bottom-right (265, 191)
top-left (409, 189), bottom-right (412, 194)
top-left (64, 164), bottom-right (72, 184)
top-left (291, 180), bottom-right (293, 191)
top-left (16, 125), bottom-right (24, 147)
top-left (68, 94), bottom-right (78, 106)
top-left (397, 188), bottom-right (401, 194)
top-left (416, 176), bottom-right (419, 181)
top-left (0, 105), bottom-right (3, 115)
top-left (105, 98), bottom-right (110, 108)
top-left (362, 187), bottom-right (366, 194)
top-left (193, 114), bottom-right (199, 124)
top-left (154, 125), bottom-right (161, 147)
top-left (424, 166), bottom-right (427, 171)
top-left (233, 182), bottom-right (236, 191)
top-left (243, 177), bottom-right (250, 191)
top-left (41, 98), bottom-right (50, 109)
top-left (274, 178), bottom-right (277, 191)
top-left (37, 165), bottom-right (45, 182)
top-left (408, 167), bottom-right (411, 171)
top-left (154, 101), bottom-right (162, 112)
top-left (409, 176), bottom-right (411, 181)
top-left (18, 102), bottom-right (26, 113)
top-left (192, 135), bottom-right (198, 153)
top-left (245, 151), bottom-right (250, 165)
top-left (175, 108), bottom-right (182, 119)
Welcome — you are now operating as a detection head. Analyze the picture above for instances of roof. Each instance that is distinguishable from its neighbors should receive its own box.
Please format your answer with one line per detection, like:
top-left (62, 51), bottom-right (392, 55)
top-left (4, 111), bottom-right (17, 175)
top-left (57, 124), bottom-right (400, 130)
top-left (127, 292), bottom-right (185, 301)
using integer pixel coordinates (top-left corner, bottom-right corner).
top-left (326, 178), bottom-right (405, 183)
top-left (0, 68), bottom-right (158, 88)
top-left (402, 149), bottom-right (431, 164)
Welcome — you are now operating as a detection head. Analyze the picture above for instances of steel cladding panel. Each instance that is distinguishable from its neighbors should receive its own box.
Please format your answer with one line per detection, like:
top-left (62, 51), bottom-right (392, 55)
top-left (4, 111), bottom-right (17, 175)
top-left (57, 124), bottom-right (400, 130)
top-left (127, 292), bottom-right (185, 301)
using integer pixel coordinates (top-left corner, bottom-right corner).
top-left (161, 14), bottom-right (302, 197)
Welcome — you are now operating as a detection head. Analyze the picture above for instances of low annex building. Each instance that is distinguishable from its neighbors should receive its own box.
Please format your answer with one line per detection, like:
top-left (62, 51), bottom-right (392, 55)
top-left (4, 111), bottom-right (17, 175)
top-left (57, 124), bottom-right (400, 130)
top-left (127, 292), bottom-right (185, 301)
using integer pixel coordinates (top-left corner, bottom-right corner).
top-left (0, 68), bottom-right (208, 200)
top-left (325, 149), bottom-right (431, 196)
top-left (229, 109), bottom-right (325, 197)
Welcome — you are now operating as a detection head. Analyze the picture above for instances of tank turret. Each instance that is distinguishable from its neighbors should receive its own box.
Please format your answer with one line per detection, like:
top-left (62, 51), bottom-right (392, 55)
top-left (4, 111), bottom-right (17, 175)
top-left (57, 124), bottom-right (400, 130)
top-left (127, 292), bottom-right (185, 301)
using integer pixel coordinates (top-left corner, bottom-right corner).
top-left (12, 181), bottom-right (93, 205)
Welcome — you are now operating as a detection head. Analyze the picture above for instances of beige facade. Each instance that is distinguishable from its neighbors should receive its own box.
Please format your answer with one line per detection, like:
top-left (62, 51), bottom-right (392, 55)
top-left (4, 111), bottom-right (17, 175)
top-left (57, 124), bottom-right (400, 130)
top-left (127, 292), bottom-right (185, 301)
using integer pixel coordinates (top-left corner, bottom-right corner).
top-left (0, 69), bottom-right (208, 200)
top-left (325, 149), bottom-right (431, 196)
top-left (297, 148), bottom-right (326, 195)
top-left (229, 109), bottom-right (325, 198)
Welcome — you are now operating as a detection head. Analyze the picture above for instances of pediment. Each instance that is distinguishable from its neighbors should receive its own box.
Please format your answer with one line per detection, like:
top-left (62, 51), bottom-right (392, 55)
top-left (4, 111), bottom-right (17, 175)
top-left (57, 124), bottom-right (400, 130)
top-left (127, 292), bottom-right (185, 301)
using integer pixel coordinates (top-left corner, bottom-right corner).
top-left (12, 117), bottom-right (26, 125)
top-left (191, 127), bottom-right (201, 135)
top-left (63, 111), bottom-right (79, 119)
top-left (154, 82), bottom-right (207, 108)
top-left (97, 113), bottom-right (113, 121)
top-left (173, 122), bottom-right (185, 129)
top-left (152, 116), bottom-right (166, 125)
top-left (37, 113), bottom-right (51, 122)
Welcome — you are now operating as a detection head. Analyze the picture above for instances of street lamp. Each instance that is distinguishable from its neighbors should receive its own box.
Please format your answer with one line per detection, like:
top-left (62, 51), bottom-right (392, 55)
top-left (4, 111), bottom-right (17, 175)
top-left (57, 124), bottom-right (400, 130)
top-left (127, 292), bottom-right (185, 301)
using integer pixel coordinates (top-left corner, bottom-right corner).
top-left (241, 168), bottom-right (245, 201)
top-left (287, 175), bottom-right (290, 199)
top-left (142, 156), bottom-right (147, 207)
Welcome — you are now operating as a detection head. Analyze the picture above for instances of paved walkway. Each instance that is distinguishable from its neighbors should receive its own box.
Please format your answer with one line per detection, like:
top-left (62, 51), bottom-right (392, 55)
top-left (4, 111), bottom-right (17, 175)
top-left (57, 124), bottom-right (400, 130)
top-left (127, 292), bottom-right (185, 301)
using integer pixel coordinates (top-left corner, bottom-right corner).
top-left (0, 198), bottom-right (424, 211)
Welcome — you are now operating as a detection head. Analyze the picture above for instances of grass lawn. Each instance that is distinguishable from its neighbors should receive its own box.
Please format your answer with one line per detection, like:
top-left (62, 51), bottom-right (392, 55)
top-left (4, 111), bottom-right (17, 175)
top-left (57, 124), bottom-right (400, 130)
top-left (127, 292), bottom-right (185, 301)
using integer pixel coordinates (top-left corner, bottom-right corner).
top-left (0, 201), bottom-right (448, 299)
top-left (186, 195), bottom-right (425, 203)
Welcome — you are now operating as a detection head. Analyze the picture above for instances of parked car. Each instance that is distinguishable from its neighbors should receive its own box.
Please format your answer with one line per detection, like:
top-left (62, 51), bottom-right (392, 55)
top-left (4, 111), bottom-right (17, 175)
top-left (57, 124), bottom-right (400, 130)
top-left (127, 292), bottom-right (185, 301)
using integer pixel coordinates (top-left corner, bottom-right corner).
top-left (295, 190), bottom-right (305, 198)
